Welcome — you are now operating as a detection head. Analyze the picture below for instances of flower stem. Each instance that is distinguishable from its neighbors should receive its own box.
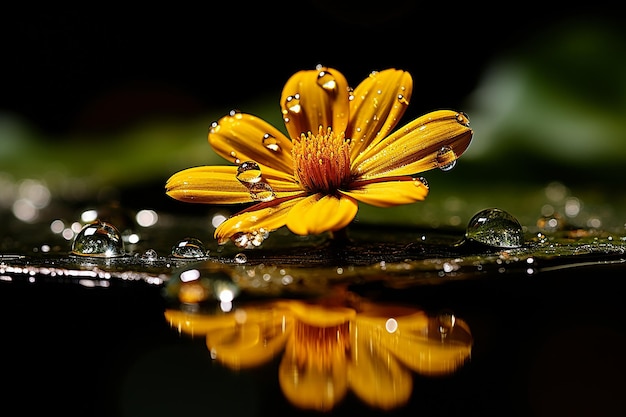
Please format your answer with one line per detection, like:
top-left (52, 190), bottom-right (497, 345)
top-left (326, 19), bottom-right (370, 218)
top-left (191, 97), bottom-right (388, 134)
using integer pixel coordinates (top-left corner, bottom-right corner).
top-left (329, 227), bottom-right (351, 245)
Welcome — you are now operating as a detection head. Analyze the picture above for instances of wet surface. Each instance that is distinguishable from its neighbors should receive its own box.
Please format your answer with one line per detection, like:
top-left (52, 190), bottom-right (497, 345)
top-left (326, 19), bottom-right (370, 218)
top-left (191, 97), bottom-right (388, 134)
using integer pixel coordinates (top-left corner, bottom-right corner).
top-left (2, 206), bottom-right (626, 416)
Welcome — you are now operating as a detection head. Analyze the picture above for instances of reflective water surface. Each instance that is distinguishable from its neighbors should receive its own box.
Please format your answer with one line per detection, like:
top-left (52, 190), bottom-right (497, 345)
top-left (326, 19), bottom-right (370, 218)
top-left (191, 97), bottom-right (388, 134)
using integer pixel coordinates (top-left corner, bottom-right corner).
top-left (1, 204), bottom-right (626, 416)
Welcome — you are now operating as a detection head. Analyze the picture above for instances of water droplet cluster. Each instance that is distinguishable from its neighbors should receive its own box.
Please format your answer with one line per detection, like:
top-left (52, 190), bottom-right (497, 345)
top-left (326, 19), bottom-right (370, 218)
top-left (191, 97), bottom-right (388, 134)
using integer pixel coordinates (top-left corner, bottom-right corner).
top-left (231, 229), bottom-right (269, 249)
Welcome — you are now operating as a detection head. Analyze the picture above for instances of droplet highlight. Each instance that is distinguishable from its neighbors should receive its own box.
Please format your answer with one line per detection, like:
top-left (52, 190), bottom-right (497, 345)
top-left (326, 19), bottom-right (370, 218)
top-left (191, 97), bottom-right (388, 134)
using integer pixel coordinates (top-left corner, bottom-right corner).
top-left (465, 208), bottom-right (524, 248)
top-left (71, 221), bottom-right (125, 257)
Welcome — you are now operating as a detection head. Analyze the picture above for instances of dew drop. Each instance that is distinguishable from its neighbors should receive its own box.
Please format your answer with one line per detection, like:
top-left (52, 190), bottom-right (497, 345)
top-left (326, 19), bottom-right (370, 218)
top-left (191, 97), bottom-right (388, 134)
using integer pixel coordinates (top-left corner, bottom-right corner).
top-left (249, 182), bottom-right (275, 202)
top-left (465, 208), bottom-right (524, 248)
top-left (229, 150), bottom-right (241, 164)
top-left (456, 112), bottom-right (470, 127)
top-left (171, 237), bottom-right (207, 258)
top-left (436, 146), bottom-right (457, 171)
top-left (262, 133), bottom-right (281, 152)
top-left (413, 177), bottom-right (429, 190)
top-left (141, 248), bottom-right (158, 261)
top-left (284, 94), bottom-right (301, 114)
top-left (234, 253), bottom-right (248, 264)
top-left (229, 109), bottom-right (243, 119)
top-left (317, 70), bottom-right (337, 91)
top-left (71, 221), bottom-right (125, 257)
top-left (236, 161), bottom-right (262, 184)
top-left (397, 94), bottom-right (409, 106)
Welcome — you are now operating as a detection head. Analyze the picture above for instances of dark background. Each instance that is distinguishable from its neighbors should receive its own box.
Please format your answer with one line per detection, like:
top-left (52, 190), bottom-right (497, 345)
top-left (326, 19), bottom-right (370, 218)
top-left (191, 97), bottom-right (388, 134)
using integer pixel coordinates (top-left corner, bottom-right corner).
top-left (4, 4), bottom-right (620, 138)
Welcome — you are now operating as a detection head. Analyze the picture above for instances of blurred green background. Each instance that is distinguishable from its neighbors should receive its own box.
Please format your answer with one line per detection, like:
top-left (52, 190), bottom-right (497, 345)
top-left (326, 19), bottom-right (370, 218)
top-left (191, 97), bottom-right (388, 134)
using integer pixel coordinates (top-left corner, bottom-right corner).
top-left (2, 3), bottom-right (625, 235)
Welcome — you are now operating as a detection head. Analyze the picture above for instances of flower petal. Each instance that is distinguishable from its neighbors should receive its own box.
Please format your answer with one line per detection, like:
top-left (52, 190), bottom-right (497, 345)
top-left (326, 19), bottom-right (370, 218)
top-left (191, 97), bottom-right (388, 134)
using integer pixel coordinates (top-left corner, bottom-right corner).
top-left (347, 69), bottom-right (413, 160)
top-left (209, 112), bottom-right (294, 174)
top-left (341, 177), bottom-right (428, 207)
top-left (286, 193), bottom-right (358, 235)
top-left (215, 196), bottom-right (305, 243)
top-left (166, 166), bottom-right (302, 204)
top-left (352, 110), bottom-right (473, 179)
top-left (280, 66), bottom-right (350, 140)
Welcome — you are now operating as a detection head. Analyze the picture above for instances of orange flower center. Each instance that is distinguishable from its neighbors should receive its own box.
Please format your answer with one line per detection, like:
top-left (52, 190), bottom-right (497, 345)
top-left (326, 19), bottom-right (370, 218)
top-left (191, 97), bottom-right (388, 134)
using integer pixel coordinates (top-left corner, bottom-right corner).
top-left (292, 127), bottom-right (352, 193)
top-left (293, 320), bottom-right (351, 370)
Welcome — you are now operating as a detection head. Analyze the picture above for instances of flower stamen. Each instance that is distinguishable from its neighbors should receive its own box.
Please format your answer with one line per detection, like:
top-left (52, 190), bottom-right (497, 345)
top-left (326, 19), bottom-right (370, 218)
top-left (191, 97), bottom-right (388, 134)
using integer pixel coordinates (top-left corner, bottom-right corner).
top-left (292, 126), bottom-right (352, 193)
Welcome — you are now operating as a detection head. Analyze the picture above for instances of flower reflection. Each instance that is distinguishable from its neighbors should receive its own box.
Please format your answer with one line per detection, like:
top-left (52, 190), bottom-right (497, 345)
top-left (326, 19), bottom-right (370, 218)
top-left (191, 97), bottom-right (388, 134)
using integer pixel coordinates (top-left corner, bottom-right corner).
top-left (165, 294), bottom-right (472, 411)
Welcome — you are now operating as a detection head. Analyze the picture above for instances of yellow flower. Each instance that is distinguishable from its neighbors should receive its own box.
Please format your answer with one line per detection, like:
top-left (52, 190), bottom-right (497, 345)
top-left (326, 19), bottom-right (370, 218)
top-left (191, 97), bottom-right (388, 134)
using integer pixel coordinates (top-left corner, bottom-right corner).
top-left (166, 66), bottom-right (473, 245)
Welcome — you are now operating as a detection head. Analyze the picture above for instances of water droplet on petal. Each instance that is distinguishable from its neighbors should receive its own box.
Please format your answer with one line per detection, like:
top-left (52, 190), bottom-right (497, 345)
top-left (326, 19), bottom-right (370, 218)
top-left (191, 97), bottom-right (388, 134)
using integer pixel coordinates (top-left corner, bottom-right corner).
top-left (171, 237), bottom-right (207, 258)
top-left (71, 221), bottom-right (125, 257)
top-left (397, 94), bottom-right (409, 106)
top-left (417, 176), bottom-right (429, 189)
top-left (436, 146), bottom-right (457, 171)
top-left (413, 176), bottom-right (429, 190)
top-left (249, 182), bottom-right (275, 202)
top-left (465, 208), bottom-right (524, 248)
top-left (284, 94), bottom-right (301, 114)
top-left (456, 112), bottom-right (470, 127)
top-left (229, 109), bottom-right (243, 119)
top-left (317, 70), bottom-right (337, 91)
top-left (262, 133), bottom-right (281, 152)
top-left (236, 161), bottom-right (262, 184)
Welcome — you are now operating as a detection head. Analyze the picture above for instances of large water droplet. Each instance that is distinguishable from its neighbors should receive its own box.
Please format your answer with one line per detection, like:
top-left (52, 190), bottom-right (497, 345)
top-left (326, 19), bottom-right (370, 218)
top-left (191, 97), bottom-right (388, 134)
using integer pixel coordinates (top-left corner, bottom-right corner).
top-left (236, 161), bottom-right (262, 184)
top-left (171, 237), bottom-right (207, 258)
top-left (465, 208), bottom-right (524, 248)
top-left (249, 182), bottom-right (275, 202)
top-left (436, 146), bottom-right (457, 171)
top-left (71, 221), bottom-right (125, 257)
